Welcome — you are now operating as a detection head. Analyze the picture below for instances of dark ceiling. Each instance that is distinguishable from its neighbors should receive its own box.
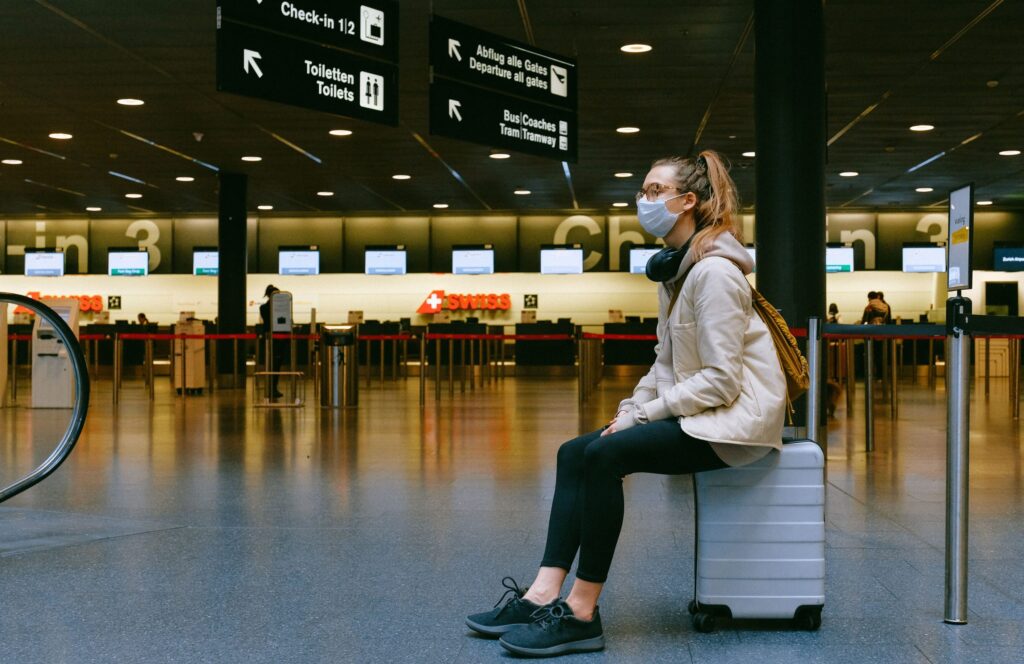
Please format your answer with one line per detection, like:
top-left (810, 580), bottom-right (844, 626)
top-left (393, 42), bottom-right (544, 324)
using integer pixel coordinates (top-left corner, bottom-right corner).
top-left (0, 0), bottom-right (1021, 216)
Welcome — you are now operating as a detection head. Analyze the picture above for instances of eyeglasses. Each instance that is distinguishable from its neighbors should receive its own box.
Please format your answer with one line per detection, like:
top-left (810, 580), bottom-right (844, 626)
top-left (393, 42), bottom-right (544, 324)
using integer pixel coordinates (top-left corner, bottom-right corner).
top-left (635, 183), bottom-right (682, 202)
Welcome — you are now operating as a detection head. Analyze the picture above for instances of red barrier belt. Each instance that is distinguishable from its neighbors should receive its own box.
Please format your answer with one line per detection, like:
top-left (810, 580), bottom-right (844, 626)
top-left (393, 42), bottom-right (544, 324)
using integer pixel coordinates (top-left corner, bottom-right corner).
top-left (581, 333), bottom-right (658, 341)
top-left (358, 334), bottom-right (415, 341)
top-left (424, 333), bottom-right (573, 341)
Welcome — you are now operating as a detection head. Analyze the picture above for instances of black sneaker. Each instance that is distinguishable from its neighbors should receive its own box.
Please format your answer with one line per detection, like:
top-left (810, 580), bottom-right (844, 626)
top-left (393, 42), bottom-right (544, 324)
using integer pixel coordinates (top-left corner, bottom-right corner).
top-left (465, 577), bottom-right (541, 637)
top-left (499, 599), bottom-right (604, 657)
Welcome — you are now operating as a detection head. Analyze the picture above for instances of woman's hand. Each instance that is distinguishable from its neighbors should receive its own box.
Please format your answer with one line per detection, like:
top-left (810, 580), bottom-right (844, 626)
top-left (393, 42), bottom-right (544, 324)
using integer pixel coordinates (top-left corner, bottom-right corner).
top-left (601, 409), bottom-right (637, 436)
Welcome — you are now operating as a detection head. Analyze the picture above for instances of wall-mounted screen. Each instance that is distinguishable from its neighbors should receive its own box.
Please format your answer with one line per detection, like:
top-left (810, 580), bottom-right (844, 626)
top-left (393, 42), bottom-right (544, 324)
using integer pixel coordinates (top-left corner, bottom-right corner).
top-left (452, 244), bottom-right (494, 275)
top-left (365, 245), bottom-right (407, 275)
top-left (540, 244), bottom-right (583, 274)
top-left (745, 245), bottom-right (756, 272)
top-left (279, 245), bottom-right (320, 275)
top-left (825, 246), bottom-right (854, 273)
top-left (994, 244), bottom-right (1024, 272)
top-left (24, 248), bottom-right (65, 277)
top-left (192, 247), bottom-right (219, 276)
top-left (108, 248), bottom-right (149, 276)
top-left (902, 243), bottom-right (946, 273)
top-left (628, 245), bottom-right (661, 274)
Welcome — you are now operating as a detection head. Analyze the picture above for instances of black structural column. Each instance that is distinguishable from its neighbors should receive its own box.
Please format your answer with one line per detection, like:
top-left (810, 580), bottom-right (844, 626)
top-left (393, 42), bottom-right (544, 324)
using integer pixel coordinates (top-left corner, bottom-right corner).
top-left (754, 0), bottom-right (827, 431)
top-left (217, 172), bottom-right (248, 385)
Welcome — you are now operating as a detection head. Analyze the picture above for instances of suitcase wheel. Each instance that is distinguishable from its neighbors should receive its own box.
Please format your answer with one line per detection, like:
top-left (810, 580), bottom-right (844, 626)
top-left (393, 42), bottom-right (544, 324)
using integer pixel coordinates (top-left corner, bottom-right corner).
top-left (692, 612), bottom-right (716, 633)
top-left (687, 599), bottom-right (698, 616)
top-left (794, 606), bottom-right (822, 631)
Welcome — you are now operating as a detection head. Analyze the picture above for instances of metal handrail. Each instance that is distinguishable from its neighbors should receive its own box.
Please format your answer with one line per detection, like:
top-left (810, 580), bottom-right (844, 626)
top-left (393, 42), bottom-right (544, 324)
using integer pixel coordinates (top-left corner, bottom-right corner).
top-left (0, 293), bottom-right (90, 503)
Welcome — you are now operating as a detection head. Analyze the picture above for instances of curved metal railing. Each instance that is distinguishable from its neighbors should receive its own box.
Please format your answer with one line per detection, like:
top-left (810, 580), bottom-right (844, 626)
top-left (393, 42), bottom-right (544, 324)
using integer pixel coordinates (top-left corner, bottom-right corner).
top-left (0, 293), bottom-right (90, 503)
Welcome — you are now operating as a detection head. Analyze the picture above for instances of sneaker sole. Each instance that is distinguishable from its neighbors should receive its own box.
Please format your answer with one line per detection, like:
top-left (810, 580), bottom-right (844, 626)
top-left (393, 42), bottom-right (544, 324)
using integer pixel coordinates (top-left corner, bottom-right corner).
top-left (498, 634), bottom-right (605, 657)
top-left (465, 618), bottom-right (527, 637)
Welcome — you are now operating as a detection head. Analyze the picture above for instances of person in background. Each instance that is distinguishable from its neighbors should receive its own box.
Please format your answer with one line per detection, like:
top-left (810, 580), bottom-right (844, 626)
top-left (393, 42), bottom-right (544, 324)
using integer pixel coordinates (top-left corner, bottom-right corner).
top-left (861, 291), bottom-right (887, 325)
top-left (136, 313), bottom-right (150, 325)
top-left (258, 285), bottom-right (285, 399)
top-left (465, 151), bottom-right (787, 657)
top-left (877, 291), bottom-right (893, 323)
top-left (827, 303), bottom-right (841, 324)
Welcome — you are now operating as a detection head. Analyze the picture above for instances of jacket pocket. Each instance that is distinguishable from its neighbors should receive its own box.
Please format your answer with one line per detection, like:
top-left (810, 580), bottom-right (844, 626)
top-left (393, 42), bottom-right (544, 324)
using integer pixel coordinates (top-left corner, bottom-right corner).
top-left (741, 373), bottom-right (763, 418)
top-left (670, 322), bottom-right (700, 374)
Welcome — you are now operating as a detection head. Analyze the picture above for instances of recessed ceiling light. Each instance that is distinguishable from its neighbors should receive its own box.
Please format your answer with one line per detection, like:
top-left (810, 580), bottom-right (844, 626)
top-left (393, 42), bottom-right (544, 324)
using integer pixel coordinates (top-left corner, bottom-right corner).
top-left (998, 149), bottom-right (1021, 156)
top-left (117, 98), bottom-right (145, 106)
top-left (489, 152), bottom-right (511, 159)
top-left (48, 132), bottom-right (73, 140)
top-left (742, 151), bottom-right (756, 158)
top-left (433, 203), bottom-right (449, 209)
top-left (909, 124), bottom-right (934, 132)
top-left (612, 202), bottom-right (629, 207)
top-left (392, 174), bottom-right (411, 180)
top-left (257, 205), bottom-right (273, 211)
top-left (728, 135), bottom-right (737, 139)
top-left (514, 189), bottom-right (531, 195)
top-left (175, 176), bottom-right (195, 182)
top-left (620, 43), bottom-right (652, 53)
top-left (125, 193), bottom-right (143, 198)
top-left (839, 171), bottom-right (859, 177)
top-left (86, 206), bottom-right (102, 212)
top-left (977, 200), bottom-right (993, 206)
top-left (329, 129), bottom-right (353, 137)
top-left (2, 159), bottom-right (23, 165)
top-left (616, 126), bottom-right (640, 134)
top-left (915, 187), bottom-right (934, 193)
top-left (316, 191), bottom-right (334, 197)
top-left (241, 155), bottom-right (262, 162)
top-left (614, 172), bottom-right (633, 178)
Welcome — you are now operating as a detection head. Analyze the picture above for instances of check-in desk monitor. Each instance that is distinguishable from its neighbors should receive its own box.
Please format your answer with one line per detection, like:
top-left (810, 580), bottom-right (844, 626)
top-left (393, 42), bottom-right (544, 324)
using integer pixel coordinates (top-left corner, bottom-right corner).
top-left (108, 248), bottom-right (149, 276)
top-left (902, 243), bottom-right (946, 273)
top-left (193, 247), bottom-right (219, 275)
top-left (365, 245), bottom-right (407, 275)
top-left (994, 243), bottom-right (1024, 272)
top-left (279, 246), bottom-right (320, 275)
top-left (452, 244), bottom-right (494, 275)
top-left (540, 244), bottom-right (583, 274)
top-left (24, 248), bottom-right (65, 277)
top-left (32, 298), bottom-right (80, 408)
top-left (628, 245), bottom-right (661, 274)
top-left (825, 245), bottom-right (854, 273)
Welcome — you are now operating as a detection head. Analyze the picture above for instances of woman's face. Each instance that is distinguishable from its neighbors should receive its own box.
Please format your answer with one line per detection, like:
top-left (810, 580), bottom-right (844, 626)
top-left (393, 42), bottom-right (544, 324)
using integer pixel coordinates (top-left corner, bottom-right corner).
top-left (643, 165), bottom-right (697, 248)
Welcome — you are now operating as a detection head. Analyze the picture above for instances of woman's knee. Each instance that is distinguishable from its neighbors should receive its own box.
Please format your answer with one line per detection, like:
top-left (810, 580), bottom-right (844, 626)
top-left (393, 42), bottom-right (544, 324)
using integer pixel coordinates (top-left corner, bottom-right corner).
top-left (556, 434), bottom-right (591, 468)
top-left (582, 438), bottom-right (620, 474)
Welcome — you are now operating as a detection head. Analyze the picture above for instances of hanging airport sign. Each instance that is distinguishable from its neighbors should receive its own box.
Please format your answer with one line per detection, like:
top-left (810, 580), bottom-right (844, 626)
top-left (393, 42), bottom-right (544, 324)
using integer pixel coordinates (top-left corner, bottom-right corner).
top-left (429, 15), bottom-right (576, 110)
top-left (217, 0), bottom-right (398, 63)
top-left (216, 19), bottom-right (397, 125)
top-left (430, 77), bottom-right (577, 161)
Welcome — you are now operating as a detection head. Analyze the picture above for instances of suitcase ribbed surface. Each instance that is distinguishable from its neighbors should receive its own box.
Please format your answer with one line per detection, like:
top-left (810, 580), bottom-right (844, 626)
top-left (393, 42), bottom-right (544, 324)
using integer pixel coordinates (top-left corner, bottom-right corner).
top-left (694, 441), bottom-right (825, 619)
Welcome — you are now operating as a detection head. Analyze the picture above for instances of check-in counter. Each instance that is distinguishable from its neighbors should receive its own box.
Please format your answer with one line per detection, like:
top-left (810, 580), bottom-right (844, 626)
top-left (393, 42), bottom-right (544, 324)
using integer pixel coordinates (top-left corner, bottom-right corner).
top-left (603, 318), bottom-right (657, 366)
top-left (514, 320), bottom-right (575, 366)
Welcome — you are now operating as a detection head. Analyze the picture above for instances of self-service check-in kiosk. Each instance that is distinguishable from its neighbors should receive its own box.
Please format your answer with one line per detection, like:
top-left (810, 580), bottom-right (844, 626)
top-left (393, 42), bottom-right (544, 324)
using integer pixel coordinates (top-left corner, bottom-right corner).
top-left (173, 311), bottom-right (206, 394)
top-left (271, 291), bottom-right (293, 334)
top-left (32, 298), bottom-right (80, 408)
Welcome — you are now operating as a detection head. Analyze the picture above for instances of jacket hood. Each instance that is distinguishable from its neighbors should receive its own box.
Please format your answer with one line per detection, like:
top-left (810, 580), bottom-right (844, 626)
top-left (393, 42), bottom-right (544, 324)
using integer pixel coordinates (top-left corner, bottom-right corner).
top-left (669, 230), bottom-right (753, 283)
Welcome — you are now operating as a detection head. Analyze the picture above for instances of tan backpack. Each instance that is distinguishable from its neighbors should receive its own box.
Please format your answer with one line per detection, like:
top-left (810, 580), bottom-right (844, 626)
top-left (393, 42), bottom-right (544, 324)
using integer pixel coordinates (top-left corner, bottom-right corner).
top-left (749, 286), bottom-right (810, 420)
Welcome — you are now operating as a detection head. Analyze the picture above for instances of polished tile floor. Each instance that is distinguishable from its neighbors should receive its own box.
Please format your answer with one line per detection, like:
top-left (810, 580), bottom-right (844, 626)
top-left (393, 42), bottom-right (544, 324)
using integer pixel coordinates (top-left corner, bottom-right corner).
top-left (1, 372), bottom-right (1022, 663)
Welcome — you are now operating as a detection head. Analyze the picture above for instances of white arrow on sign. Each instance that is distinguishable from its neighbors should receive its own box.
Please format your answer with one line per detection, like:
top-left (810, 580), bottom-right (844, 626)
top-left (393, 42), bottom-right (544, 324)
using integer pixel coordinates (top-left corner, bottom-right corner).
top-left (448, 39), bottom-right (462, 62)
top-left (243, 49), bottom-right (263, 78)
top-left (448, 99), bottom-right (462, 121)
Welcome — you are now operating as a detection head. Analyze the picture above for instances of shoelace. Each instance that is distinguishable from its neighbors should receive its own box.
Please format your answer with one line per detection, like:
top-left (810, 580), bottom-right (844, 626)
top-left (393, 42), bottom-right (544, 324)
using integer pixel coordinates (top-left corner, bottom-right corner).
top-left (493, 576), bottom-right (526, 612)
top-left (529, 601), bottom-right (569, 629)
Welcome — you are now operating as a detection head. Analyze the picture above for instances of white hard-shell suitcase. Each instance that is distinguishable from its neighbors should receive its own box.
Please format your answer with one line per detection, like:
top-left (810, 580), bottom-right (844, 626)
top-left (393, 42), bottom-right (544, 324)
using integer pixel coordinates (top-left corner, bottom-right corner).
top-left (689, 440), bottom-right (825, 632)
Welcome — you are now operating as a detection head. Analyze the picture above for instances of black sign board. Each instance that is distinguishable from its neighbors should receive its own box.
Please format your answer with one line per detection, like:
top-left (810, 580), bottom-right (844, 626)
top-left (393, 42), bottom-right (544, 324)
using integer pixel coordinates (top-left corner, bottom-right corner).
top-left (218, 0), bottom-right (398, 63)
top-left (217, 20), bottom-right (397, 125)
top-left (430, 15), bottom-right (576, 110)
top-left (430, 78), bottom-right (577, 162)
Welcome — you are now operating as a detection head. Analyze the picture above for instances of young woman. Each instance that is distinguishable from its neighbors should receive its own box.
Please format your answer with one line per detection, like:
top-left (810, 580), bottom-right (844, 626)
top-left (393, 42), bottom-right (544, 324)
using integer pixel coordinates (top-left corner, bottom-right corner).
top-left (465, 151), bottom-right (787, 657)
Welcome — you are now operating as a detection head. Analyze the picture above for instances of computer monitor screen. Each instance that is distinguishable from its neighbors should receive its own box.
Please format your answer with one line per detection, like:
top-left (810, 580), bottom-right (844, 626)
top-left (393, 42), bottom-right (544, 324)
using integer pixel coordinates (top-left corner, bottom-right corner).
top-left (994, 244), bottom-right (1024, 272)
top-left (452, 244), bottom-right (494, 275)
top-left (24, 248), bottom-right (65, 277)
top-left (540, 245), bottom-right (583, 274)
top-left (108, 249), bottom-right (149, 276)
top-left (278, 246), bottom-right (320, 275)
top-left (628, 245), bottom-right (661, 274)
top-left (192, 248), bottom-right (218, 276)
top-left (902, 243), bottom-right (946, 273)
top-left (365, 245), bottom-right (407, 275)
top-left (825, 246), bottom-right (854, 273)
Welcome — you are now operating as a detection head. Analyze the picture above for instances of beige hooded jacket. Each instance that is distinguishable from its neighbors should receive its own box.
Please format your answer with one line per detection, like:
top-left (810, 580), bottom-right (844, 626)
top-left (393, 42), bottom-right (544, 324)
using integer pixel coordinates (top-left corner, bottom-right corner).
top-left (619, 231), bottom-right (787, 466)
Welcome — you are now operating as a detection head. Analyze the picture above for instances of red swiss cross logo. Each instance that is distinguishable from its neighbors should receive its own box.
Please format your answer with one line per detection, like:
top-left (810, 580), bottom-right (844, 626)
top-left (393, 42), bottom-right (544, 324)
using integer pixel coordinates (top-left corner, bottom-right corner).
top-left (417, 289), bottom-right (445, 314)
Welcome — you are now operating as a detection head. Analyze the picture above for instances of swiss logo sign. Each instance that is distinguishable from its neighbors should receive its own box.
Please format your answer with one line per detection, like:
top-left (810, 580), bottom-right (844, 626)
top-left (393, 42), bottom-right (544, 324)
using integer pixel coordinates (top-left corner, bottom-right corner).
top-left (417, 289), bottom-right (511, 314)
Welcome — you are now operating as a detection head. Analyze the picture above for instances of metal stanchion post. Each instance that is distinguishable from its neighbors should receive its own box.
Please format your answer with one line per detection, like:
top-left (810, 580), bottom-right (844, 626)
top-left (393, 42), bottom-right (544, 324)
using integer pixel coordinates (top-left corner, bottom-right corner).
top-left (945, 296), bottom-right (971, 625)
top-left (929, 338), bottom-right (937, 387)
top-left (379, 338), bottom-right (385, 383)
top-left (845, 339), bottom-right (855, 415)
top-left (11, 337), bottom-right (18, 403)
top-left (890, 338), bottom-right (898, 418)
top-left (113, 335), bottom-right (121, 404)
top-left (232, 338), bottom-right (239, 390)
top-left (419, 335), bottom-right (426, 406)
top-left (435, 336), bottom-right (442, 401)
top-left (448, 338), bottom-right (455, 396)
top-left (1012, 338), bottom-right (1021, 420)
top-left (806, 318), bottom-right (822, 444)
top-left (577, 336), bottom-right (585, 407)
top-left (865, 339), bottom-right (874, 452)
top-left (984, 336), bottom-right (990, 397)
top-left (460, 338), bottom-right (466, 393)
top-left (181, 335), bottom-right (188, 400)
top-left (147, 338), bottom-right (154, 401)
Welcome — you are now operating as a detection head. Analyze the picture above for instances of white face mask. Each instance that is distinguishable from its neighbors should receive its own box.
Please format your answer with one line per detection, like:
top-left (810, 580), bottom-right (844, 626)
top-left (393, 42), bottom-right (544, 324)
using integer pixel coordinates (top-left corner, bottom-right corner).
top-left (636, 195), bottom-right (683, 237)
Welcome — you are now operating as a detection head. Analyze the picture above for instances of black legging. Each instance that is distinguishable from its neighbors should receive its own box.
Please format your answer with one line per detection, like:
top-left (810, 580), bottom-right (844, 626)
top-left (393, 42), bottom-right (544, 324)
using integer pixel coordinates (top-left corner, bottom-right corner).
top-left (540, 419), bottom-right (728, 583)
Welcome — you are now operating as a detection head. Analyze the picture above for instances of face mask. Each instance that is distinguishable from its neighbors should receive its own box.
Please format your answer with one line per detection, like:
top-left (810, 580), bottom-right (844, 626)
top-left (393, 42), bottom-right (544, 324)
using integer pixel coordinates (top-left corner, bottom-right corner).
top-left (636, 195), bottom-right (682, 238)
